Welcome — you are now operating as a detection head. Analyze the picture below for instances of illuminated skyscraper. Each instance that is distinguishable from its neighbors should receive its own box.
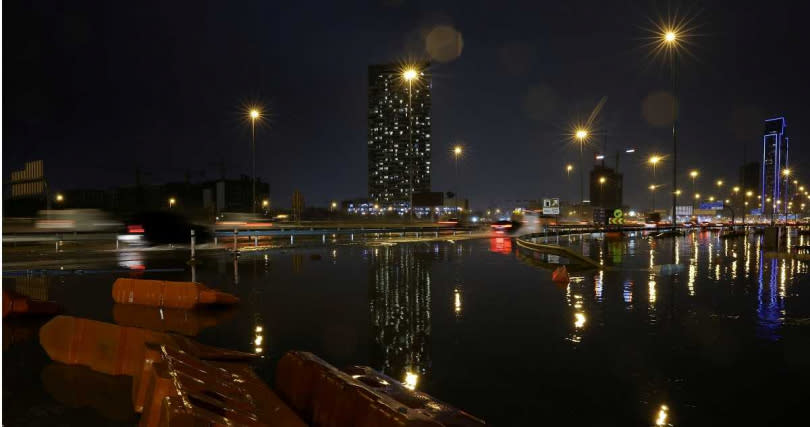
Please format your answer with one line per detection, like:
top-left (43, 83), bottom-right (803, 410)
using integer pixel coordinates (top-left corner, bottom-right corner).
top-left (367, 63), bottom-right (431, 206)
top-left (760, 117), bottom-right (788, 215)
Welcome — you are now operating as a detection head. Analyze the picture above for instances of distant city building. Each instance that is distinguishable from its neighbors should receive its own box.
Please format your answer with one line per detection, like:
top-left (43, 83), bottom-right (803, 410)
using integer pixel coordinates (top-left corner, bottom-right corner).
top-left (367, 62), bottom-right (432, 205)
top-left (761, 117), bottom-right (788, 215)
top-left (588, 165), bottom-right (623, 209)
top-left (57, 176), bottom-right (268, 220)
top-left (738, 161), bottom-right (760, 194)
top-left (5, 160), bottom-right (49, 215)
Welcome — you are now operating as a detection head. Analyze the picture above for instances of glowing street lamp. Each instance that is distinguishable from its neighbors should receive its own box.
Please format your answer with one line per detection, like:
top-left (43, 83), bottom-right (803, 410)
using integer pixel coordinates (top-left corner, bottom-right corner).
top-left (168, 197), bottom-right (176, 208)
top-left (660, 27), bottom-right (682, 227)
top-left (55, 193), bottom-right (64, 203)
top-left (262, 199), bottom-right (269, 208)
top-left (649, 184), bottom-right (658, 210)
top-left (574, 128), bottom-right (589, 203)
top-left (248, 108), bottom-right (261, 213)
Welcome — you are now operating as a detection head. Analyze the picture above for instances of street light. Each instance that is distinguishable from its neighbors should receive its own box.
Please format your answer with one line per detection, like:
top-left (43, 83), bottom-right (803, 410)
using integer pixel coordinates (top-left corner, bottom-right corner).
top-left (402, 67), bottom-right (420, 220)
top-left (649, 184), bottom-right (657, 211)
top-left (661, 28), bottom-right (681, 228)
top-left (716, 179), bottom-right (723, 189)
top-left (262, 199), bottom-right (269, 208)
top-left (249, 108), bottom-right (261, 213)
top-left (55, 193), bottom-right (64, 203)
top-left (169, 197), bottom-right (176, 208)
top-left (575, 128), bottom-right (589, 204)
top-left (598, 176), bottom-right (606, 208)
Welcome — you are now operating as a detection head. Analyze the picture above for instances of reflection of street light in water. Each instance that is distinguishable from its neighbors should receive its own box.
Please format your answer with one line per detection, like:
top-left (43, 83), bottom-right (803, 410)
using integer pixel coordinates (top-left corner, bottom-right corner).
top-left (574, 312), bottom-right (586, 328)
top-left (254, 325), bottom-right (264, 354)
top-left (404, 371), bottom-right (419, 390)
top-left (453, 288), bottom-right (462, 316)
top-left (655, 404), bottom-right (669, 426)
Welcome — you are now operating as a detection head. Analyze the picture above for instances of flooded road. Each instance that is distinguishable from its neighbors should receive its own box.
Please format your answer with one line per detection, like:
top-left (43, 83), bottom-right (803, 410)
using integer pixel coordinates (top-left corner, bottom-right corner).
top-left (4, 230), bottom-right (810, 425)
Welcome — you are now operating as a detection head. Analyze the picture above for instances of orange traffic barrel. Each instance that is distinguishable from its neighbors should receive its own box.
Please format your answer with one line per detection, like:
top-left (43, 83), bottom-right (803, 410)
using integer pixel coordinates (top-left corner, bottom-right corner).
top-left (112, 304), bottom-right (234, 336)
top-left (551, 265), bottom-right (570, 284)
top-left (112, 278), bottom-right (239, 309)
top-left (3, 290), bottom-right (61, 318)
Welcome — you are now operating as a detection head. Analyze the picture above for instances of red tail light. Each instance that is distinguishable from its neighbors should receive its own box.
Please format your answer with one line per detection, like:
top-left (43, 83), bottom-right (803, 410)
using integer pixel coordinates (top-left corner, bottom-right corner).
top-left (128, 224), bottom-right (144, 233)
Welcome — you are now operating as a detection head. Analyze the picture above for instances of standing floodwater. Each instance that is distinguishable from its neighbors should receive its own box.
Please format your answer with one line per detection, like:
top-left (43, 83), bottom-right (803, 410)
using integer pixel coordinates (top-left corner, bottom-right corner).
top-left (3, 230), bottom-right (810, 425)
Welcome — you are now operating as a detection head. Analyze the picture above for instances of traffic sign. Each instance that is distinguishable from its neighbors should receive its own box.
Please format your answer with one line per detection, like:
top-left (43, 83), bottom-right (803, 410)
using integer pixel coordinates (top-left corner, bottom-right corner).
top-left (608, 209), bottom-right (624, 225)
top-left (542, 198), bottom-right (560, 215)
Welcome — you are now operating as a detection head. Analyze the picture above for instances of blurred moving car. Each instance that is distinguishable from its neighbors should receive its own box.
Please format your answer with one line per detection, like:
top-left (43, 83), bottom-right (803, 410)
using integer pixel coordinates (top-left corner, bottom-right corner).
top-left (122, 212), bottom-right (211, 245)
top-left (214, 212), bottom-right (273, 230)
top-left (490, 220), bottom-right (521, 234)
top-left (35, 209), bottom-right (122, 233)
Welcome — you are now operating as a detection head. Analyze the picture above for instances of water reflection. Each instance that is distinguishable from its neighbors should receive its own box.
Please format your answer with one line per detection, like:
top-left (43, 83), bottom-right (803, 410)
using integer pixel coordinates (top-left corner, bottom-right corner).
top-left (369, 246), bottom-right (431, 388)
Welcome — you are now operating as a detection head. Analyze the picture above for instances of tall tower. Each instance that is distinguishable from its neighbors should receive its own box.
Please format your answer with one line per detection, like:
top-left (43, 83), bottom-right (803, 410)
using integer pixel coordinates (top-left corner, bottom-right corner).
top-left (760, 117), bottom-right (788, 216)
top-left (368, 63), bottom-right (431, 207)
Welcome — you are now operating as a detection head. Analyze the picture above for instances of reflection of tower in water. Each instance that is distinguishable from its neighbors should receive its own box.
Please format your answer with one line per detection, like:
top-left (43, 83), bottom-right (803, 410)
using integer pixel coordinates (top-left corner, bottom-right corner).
top-left (369, 246), bottom-right (431, 389)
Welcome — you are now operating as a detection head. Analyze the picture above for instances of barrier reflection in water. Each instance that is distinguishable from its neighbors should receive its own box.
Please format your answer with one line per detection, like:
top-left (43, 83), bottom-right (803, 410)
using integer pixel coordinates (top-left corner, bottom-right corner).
top-left (112, 304), bottom-right (236, 336)
top-left (41, 363), bottom-right (137, 423)
top-left (369, 245), bottom-right (431, 389)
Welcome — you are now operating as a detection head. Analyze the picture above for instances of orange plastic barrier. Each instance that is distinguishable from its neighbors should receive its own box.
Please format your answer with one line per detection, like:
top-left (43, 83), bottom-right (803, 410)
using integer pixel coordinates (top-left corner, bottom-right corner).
top-left (112, 278), bottom-right (239, 309)
top-left (138, 344), bottom-right (305, 427)
top-left (275, 351), bottom-right (486, 427)
top-left (112, 304), bottom-right (234, 336)
top-left (39, 316), bottom-right (255, 379)
top-left (3, 290), bottom-right (61, 318)
top-left (551, 265), bottom-right (570, 284)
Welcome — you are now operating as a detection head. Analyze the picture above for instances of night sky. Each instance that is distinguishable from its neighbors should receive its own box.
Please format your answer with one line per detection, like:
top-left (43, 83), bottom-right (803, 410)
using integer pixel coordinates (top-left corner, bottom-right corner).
top-left (5, 0), bottom-right (810, 209)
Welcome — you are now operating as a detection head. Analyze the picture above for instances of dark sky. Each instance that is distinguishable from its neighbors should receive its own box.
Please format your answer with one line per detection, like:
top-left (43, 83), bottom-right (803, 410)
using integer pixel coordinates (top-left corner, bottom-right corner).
top-left (5, 0), bottom-right (810, 209)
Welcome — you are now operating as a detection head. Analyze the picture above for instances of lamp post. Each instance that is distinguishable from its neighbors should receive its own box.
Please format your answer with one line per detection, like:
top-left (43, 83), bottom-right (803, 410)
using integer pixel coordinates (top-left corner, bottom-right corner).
top-left (663, 30), bottom-right (680, 228)
top-left (169, 197), bottom-right (176, 209)
top-left (598, 176), bottom-right (606, 208)
top-left (649, 156), bottom-right (661, 212)
top-left (575, 129), bottom-right (589, 204)
top-left (453, 145), bottom-right (463, 211)
top-left (403, 68), bottom-right (419, 220)
top-left (249, 109), bottom-right (260, 213)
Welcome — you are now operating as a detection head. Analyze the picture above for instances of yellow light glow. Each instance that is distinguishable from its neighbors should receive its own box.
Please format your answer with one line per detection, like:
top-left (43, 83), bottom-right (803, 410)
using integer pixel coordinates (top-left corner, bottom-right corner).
top-left (746, 191), bottom-right (753, 197)
top-left (575, 129), bottom-right (588, 140)
top-left (695, 193), bottom-right (701, 199)
top-left (453, 145), bottom-right (462, 156)
top-left (783, 168), bottom-right (791, 177)
top-left (733, 186), bottom-right (740, 193)
top-left (599, 177), bottom-right (606, 184)
top-left (169, 198), bottom-right (176, 206)
top-left (649, 185), bottom-right (656, 191)
top-left (250, 109), bottom-right (260, 119)
top-left (262, 199), bottom-right (269, 207)
top-left (566, 164), bottom-right (574, 172)
top-left (574, 312), bottom-right (586, 328)
top-left (690, 170), bottom-right (698, 178)
top-left (664, 31), bottom-right (677, 43)
top-left (655, 405), bottom-right (669, 426)
top-left (403, 69), bottom-right (418, 81)
top-left (454, 289), bottom-right (461, 313)
top-left (716, 180), bottom-right (723, 186)
top-left (255, 326), bottom-right (263, 332)
top-left (404, 372), bottom-right (419, 390)
top-left (675, 189), bottom-right (682, 195)
top-left (649, 155), bottom-right (660, 165)
top-left (709, 196), bottom-right (715, 201)
top-left (254, 336), bottom-right (263, 346)
top-left (55, 194), bottom-right (64, 202)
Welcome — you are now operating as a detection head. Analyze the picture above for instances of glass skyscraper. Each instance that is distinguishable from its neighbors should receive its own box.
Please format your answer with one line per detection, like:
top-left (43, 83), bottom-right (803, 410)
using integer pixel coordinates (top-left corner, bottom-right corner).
top-left (760, 117), bottom-right (788, 216)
